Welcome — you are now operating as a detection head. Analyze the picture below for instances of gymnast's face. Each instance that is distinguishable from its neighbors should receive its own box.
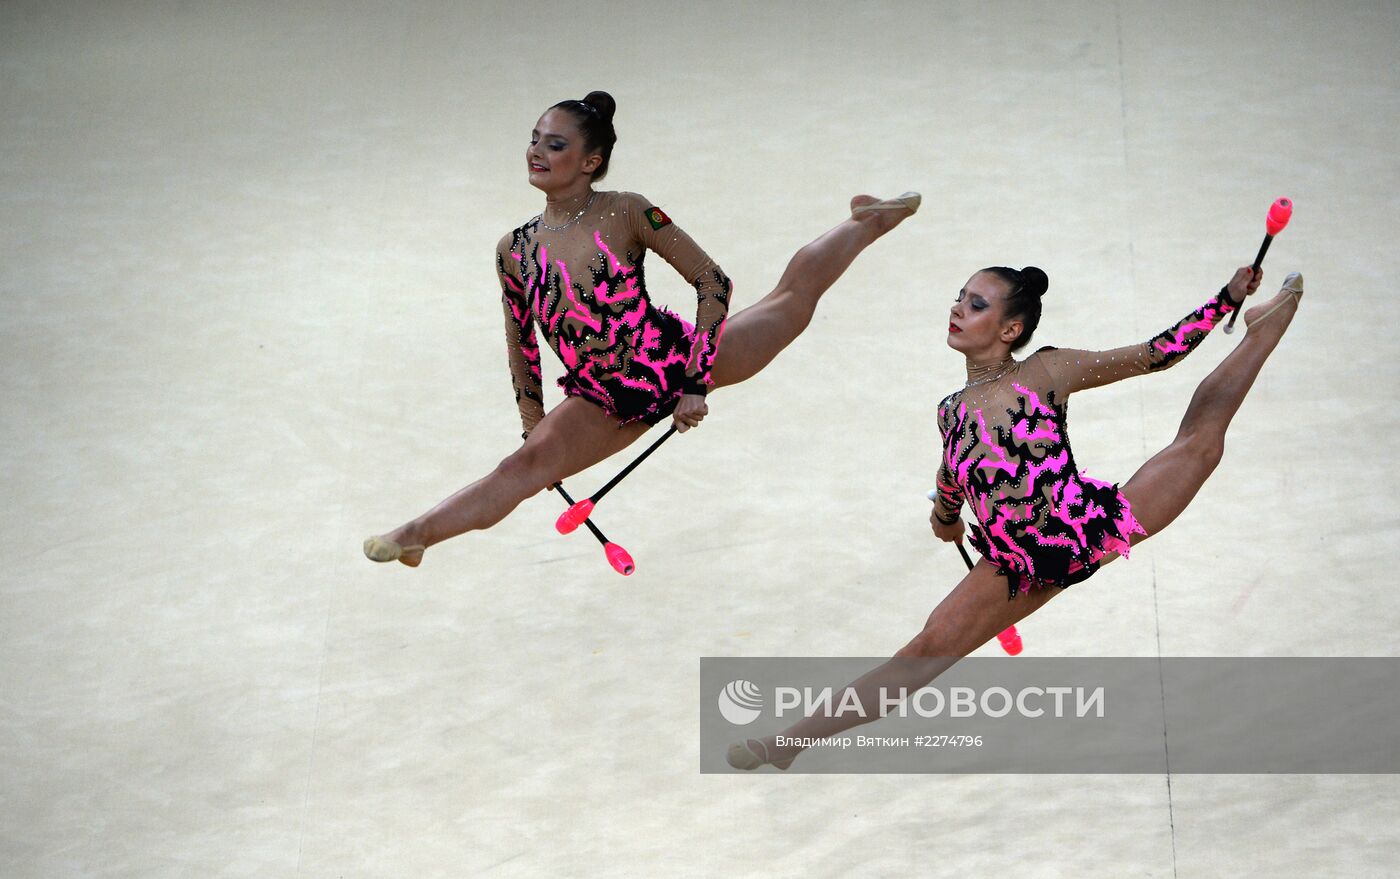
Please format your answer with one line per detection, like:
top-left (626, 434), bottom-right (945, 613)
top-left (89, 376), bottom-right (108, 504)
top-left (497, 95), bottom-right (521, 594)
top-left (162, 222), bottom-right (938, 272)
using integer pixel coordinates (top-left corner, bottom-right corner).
top-left (947, 271), bottom-right (1023, 355)
top-left (527, 109), bottom-right (602, 193)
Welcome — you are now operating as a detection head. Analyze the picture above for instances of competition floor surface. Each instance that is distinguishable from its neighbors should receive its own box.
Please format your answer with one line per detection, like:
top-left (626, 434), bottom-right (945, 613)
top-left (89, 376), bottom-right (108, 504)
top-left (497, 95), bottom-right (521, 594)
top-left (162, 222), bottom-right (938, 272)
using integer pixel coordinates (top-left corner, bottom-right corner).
top-left (2, 1), bottom-right (1397, 876)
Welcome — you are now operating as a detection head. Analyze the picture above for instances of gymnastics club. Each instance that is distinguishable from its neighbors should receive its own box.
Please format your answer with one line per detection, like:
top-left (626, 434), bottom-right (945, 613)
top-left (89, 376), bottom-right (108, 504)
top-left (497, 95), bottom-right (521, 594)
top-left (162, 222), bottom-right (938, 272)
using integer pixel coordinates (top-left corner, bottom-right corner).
top-left (555, 424), bottom-right (679, 535)
top-left (553, 480), bottom-right (635, 575)
top-left (927, 489), bottom-right (1023, 656)
top-left (1223, 197), bottom-right (1293, 335)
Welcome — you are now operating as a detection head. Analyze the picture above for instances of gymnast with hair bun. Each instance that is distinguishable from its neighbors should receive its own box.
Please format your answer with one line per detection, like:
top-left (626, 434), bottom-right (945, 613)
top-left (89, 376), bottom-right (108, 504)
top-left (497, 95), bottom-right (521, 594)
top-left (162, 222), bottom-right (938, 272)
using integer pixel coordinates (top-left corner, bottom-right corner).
top-left (365, 90), bottom-right (920, 566)
top-left (729, 262), bottom-right (1306, 770)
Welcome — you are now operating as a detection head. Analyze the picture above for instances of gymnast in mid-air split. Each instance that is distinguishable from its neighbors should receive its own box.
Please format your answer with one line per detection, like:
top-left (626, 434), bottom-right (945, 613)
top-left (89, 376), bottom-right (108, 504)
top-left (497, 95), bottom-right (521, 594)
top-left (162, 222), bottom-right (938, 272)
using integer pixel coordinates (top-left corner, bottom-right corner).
top-left (728, 259), bottom-right (1305, 770)
top-left (364, 91), bottom-right (920, 565)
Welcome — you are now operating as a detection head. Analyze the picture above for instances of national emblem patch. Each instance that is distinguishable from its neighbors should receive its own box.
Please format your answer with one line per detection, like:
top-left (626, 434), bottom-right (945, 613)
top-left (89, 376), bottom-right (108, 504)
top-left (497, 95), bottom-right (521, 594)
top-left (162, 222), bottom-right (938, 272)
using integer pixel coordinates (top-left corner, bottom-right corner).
top-left (646, 206), bottom-right (672, 231)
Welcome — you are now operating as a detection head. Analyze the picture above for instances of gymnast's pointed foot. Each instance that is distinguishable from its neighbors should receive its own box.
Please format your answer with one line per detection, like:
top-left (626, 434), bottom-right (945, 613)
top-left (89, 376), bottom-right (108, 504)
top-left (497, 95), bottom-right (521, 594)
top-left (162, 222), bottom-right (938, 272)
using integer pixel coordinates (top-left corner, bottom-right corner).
top-left (363, 531), bottom-right (426, 567)
top-left (1243, 271), bottom-right (1303, 337)
top-left (850, 191), bottom-right (921, 232)
top-left (725, 736), bottom-right (796, 771)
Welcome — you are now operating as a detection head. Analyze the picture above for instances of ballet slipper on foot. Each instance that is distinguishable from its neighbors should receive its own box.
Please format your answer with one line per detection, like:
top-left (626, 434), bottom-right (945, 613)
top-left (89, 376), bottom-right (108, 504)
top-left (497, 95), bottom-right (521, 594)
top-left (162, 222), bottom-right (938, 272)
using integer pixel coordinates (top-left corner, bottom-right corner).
top-left (851, 191), bottom-right (922, 217)
top-left (1244, 271), bottom-right (1303, 332)
top-left (726, 738), bottom-right (794, 771)
top-left (363, 535), bottom-right (425, 566)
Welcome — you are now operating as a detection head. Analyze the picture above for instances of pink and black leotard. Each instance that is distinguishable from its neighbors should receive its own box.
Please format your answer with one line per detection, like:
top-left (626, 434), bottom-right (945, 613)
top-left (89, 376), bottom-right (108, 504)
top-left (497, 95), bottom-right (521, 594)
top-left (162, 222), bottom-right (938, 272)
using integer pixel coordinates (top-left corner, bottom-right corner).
top-left (496, 190), bottom-right (732, 433)
top-left (932, 289), bottom-right (1241, 599)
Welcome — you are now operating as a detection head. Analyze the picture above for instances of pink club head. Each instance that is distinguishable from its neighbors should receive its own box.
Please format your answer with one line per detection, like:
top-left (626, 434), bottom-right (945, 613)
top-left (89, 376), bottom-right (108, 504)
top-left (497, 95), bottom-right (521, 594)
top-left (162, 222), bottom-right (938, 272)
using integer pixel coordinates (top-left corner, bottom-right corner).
top-left (554, 498), bottom-right (594, 535)
top-left (997, 626), bottom-right (1024, 656)
top-left (1265, 197), bottom-right (1293, 237)
top-left (604, 542), bottom-right (635, 576)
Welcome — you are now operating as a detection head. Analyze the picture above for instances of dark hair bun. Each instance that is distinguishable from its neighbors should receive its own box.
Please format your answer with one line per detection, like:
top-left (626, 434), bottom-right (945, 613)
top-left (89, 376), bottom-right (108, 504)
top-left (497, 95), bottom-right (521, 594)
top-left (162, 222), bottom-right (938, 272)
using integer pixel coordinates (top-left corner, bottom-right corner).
top-left (1020, 266), bottom-right (1049, 298)
top-left (581, 90), bottom-right (616, 123)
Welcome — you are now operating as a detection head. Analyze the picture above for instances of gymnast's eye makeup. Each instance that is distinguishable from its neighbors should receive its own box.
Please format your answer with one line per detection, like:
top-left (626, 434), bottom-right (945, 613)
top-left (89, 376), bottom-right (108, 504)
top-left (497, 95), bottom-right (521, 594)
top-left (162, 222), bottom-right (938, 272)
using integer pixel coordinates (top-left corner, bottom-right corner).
top-left (956, 289), bottom-right (987, 310)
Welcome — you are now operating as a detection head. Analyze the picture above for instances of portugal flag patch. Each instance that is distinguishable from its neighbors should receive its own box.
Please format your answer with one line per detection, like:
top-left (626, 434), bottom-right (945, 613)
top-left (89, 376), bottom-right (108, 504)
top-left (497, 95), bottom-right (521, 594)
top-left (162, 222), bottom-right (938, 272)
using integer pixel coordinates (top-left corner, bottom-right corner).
top-left (646, 206), bottom-right (672, 231)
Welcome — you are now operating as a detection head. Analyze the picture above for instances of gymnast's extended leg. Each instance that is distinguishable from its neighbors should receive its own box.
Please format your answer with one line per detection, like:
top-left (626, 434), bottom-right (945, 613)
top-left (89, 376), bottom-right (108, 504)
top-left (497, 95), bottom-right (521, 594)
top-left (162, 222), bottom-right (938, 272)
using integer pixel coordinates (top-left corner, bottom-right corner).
top-left (1118, 274), bottom-right (1303, 536)
top-left (367, 397), bottom-right (649, 566)
top-left (732, 558), bottom-right (1063, 769)
top-left (708, 196), bottom-right (916, 388)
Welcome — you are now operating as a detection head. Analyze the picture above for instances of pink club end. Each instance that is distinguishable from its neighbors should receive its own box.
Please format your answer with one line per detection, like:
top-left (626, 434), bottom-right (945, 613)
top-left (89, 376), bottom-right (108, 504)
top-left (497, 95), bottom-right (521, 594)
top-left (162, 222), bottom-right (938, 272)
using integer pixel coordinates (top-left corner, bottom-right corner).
top-left (997, 626), bottom-right (1023, 656)
top-left (554, 498), bottom-right (595, 534)
top-left (1265, 197), bottom-right (1293, 237)
top-left (605, 542), bottom-right (635, 576)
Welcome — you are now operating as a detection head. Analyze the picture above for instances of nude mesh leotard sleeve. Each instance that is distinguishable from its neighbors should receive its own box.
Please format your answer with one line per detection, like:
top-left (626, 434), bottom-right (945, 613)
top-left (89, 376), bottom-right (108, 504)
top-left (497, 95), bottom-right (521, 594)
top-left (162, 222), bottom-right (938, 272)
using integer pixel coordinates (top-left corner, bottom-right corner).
top-left (1032, 289), bottom-right (1240, 397)
top-left (498, 234), bottom-right (545, 435)
top-left (933, 437), bottom-right (967, 526)
top-left (621, 192), bottom-right (732, 394)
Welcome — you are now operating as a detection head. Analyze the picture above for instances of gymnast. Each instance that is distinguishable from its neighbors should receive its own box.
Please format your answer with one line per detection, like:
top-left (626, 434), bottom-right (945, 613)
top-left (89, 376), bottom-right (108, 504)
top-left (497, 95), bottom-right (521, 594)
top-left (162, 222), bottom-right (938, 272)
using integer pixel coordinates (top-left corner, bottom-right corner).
top-left (364, 91), bottom-right (919, 565)
top-left (728, 261), bottom-right (1305, 769)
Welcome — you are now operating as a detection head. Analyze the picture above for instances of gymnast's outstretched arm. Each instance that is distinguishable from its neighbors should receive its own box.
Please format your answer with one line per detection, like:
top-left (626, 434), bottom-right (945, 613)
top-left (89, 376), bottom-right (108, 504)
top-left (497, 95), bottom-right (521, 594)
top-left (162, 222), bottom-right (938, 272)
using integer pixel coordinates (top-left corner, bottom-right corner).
top-left (1031, 266), bottom-right (1261, 397)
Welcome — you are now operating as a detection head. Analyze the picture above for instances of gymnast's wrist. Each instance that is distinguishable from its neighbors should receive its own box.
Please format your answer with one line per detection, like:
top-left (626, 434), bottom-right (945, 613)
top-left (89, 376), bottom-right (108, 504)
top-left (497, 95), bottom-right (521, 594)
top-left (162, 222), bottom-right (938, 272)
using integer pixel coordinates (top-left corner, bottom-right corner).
top-left (1219, 283), bottom-right (1243, 308)
top-left (934, 509), bottom-right (962, 526)
top-left (682, 376), bottom-right (709, 397)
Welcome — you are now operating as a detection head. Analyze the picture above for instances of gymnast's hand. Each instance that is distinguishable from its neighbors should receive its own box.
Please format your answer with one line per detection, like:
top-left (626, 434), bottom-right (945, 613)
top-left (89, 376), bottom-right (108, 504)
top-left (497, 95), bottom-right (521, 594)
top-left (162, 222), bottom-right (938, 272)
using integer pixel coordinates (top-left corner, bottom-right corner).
top-left (1227, 265), bottom-right (1263, 304)
top-left (930, 512), bottom-right (965, 544)
top-left (673, 394), bottom-right (708, 433)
